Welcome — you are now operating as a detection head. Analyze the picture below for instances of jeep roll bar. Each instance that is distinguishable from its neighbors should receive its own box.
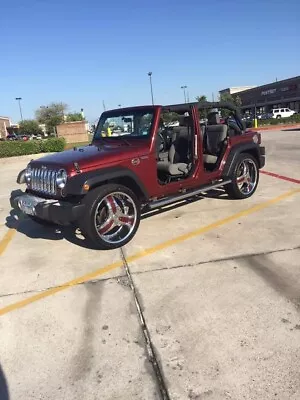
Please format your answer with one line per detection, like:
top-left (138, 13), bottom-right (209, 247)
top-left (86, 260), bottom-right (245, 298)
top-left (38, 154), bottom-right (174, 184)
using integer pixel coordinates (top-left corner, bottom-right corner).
top-left (164, 101), bottom-right (246, 132)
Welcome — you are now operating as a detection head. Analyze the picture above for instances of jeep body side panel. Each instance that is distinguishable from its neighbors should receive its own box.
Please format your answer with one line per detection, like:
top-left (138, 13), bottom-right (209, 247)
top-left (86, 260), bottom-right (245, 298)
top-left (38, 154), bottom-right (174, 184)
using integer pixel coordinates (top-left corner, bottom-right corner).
top-left (65, 166), bottom-right (150, 198)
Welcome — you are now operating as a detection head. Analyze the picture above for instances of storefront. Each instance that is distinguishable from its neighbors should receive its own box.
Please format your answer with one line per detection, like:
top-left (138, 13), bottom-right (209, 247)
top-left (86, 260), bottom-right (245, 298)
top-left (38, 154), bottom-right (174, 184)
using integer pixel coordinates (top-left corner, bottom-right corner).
top-left (220, 76), bottom-right (300, 114)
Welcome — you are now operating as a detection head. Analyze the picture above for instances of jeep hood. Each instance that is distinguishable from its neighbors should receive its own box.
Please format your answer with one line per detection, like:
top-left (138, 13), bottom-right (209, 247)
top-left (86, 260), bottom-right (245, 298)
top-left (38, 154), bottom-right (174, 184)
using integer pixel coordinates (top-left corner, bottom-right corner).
top-left (29, 142), bottom-right (148, 171)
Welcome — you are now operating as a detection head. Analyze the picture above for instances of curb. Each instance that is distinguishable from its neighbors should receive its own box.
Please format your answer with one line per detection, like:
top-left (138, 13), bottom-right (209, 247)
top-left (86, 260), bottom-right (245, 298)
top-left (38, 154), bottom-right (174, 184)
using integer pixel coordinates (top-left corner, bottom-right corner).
top-left (247, 123), bottom-right (300, 132)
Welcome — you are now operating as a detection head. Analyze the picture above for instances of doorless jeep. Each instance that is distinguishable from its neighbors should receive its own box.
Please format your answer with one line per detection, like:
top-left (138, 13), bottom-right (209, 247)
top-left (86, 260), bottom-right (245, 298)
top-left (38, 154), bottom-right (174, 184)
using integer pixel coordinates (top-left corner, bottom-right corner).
top-left (10, 101), bottom-right (265, 249)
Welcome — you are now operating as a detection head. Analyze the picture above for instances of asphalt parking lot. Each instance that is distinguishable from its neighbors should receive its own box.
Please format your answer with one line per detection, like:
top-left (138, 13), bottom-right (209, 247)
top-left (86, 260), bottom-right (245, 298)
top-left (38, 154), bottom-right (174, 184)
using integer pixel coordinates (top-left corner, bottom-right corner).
top-left (0, 128), bottom-right (300, 400)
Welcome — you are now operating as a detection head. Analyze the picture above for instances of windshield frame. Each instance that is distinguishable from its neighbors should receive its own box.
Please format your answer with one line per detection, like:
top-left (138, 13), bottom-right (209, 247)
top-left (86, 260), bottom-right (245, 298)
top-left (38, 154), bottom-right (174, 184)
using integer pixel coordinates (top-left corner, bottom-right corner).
top-left (93, 107), bottom-right (156, 141)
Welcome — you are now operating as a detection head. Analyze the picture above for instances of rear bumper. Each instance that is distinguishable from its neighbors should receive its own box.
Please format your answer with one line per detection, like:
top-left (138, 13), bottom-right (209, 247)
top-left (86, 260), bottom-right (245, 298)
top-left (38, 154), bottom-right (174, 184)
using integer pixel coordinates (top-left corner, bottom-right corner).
top-left (10, 190), bottom-right (85, 225)
top-left (259, 146), bottom-right (266, 168)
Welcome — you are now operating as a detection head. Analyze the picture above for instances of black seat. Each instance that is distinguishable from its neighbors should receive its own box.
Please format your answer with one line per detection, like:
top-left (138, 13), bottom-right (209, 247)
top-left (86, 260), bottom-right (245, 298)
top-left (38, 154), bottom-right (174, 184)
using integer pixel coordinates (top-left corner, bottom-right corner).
top-left (157, 116), bottom-right (192, 176)
top-left (203, 124), bottom-right (228, 164)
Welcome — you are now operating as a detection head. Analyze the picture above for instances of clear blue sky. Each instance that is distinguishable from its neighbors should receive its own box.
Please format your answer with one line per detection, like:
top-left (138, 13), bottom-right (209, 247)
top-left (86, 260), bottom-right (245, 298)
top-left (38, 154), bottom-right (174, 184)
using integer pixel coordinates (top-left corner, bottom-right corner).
top-left (1, 0), bottom-right (300, 124)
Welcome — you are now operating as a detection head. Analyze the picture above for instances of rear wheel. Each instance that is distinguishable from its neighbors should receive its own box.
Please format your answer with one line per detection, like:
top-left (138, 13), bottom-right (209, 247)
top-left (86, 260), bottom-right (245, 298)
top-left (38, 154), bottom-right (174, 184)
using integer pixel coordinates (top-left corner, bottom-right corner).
top-left (226, 153), bottom-right (259, 199)
top-left (79, 184), bottom-right (141, 250)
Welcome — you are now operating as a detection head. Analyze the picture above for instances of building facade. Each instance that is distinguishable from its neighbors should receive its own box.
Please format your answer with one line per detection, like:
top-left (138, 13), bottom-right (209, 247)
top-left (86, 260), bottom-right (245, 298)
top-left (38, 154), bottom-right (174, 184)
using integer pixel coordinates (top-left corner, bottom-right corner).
top-left (219, 86), bottom-right (257, 95)
top-left (0, 116), bottom-right (11, 139)
top-left (219, 76), bottom-right (300, 114)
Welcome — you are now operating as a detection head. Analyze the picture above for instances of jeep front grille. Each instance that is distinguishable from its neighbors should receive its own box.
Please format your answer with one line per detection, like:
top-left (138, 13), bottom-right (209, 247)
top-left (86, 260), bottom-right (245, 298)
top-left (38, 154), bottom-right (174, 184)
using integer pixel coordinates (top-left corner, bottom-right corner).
top-left (30, 167), bottom-right (58, 196)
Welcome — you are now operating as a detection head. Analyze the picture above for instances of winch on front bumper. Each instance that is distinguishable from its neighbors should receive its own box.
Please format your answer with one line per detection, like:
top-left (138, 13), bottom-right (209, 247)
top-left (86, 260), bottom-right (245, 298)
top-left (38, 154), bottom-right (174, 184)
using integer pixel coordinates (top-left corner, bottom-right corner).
top-left (10, 190), bottom-right (85, 225)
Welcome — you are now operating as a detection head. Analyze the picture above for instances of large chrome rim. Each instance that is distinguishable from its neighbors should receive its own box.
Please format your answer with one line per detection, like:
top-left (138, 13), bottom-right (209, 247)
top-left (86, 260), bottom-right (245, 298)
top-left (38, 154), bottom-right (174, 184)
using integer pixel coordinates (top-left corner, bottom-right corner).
top-left (236, 159), bottom-right (258, 195)
top-left (94, 192), bottom-right (137, 245)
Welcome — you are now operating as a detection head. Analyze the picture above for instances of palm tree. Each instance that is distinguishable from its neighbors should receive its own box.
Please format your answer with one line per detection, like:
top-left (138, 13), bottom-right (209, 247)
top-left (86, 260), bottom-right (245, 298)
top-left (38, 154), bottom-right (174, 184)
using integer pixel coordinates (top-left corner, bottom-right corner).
top-left (196, 95), bottom-right (207, 102)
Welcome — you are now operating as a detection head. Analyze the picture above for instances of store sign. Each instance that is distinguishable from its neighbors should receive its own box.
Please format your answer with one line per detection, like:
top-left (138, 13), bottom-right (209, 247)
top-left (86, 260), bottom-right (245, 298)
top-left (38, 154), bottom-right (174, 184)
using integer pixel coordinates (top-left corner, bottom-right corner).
top-left (280, 84), bottom-right (297, 92)
top-left (261, 88), bottom-right (276, 96)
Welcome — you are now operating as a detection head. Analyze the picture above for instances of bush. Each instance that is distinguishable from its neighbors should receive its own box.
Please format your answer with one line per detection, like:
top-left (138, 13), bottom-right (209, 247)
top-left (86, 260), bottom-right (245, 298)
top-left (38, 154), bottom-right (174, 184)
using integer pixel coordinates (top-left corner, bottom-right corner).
top-left (255, 113), bottom-right (300, 127)
top-left (0, 137), bottom-right (66, 158)
top-left (40, 137), bottom-right (66, 153)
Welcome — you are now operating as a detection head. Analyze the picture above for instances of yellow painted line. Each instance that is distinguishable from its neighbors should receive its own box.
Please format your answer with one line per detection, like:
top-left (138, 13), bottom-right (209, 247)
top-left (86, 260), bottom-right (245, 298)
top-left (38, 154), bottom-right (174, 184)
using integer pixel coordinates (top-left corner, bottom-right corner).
top-left (0, 229), bottom-right (16, 257)
top-left (0, 260), bottom-right (123, 316)
top-left (0, 187), bottom-right (299, 317)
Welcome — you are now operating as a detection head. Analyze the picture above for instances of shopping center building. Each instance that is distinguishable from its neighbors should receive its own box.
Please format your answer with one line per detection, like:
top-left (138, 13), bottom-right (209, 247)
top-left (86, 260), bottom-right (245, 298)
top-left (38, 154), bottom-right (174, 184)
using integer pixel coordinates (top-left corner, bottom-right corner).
top-left (219, 76), bottom-right (300, 114)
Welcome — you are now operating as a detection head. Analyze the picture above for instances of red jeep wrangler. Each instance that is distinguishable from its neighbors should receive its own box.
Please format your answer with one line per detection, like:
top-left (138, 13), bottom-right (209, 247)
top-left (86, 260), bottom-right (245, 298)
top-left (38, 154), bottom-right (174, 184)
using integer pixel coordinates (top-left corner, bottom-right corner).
top-left (10, 101), bottom-right (265, 249)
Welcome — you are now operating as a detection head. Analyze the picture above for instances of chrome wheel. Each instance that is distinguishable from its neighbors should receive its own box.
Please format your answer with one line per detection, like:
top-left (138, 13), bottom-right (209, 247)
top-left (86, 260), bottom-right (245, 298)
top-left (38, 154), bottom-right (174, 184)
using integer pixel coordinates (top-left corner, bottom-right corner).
top-left (236, 159), bottom-right (258, 195)
top-left (94, 191), bottom-right (137, 245)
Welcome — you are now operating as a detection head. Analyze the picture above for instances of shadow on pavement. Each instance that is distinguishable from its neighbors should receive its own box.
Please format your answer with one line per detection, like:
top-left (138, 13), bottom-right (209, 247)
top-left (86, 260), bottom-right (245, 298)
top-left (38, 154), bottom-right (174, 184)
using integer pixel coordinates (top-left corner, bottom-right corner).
top-left (5, 188), bottom-right (229, 248)
top-left (5, 209), bottom-right (99, 250)
top-left (281, 128), bottom-right (300, 131)
top-left (0, 364), bottom-right (9, 400)
top-left (142, 189), bottom-right (230, 219)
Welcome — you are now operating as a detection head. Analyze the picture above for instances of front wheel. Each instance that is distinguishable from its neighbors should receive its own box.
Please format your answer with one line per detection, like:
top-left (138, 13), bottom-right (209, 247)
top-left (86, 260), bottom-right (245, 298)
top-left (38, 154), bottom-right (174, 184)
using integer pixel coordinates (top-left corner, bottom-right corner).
top-left (226, 153), bottom-right (259, 199)
top-left (78, 184), bottom-right (141, 250)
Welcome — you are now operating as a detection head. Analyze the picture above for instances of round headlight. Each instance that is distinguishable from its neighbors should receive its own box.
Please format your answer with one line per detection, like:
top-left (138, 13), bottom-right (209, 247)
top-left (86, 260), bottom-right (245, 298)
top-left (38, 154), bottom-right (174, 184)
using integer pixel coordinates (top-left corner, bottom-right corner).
top-left (25, 166), bottom-right (32, 183)
top-left (56, 169), bottom-right (68, 189)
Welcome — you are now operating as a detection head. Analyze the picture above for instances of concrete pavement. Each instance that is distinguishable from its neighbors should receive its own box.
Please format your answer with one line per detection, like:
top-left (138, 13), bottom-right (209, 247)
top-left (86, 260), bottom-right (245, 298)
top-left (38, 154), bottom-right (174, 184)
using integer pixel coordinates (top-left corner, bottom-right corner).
top-left (0, 128), bottom-right (299, 399)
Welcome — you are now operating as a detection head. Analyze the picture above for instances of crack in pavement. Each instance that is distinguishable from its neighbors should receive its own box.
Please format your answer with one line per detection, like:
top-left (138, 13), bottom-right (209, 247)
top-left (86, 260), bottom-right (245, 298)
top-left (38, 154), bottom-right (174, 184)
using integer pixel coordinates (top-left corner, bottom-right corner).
top-left (120, 247), bottom-right (171, 400)
top-left (1, 245), bottom-right (299, 300)
top-left (129, 245), bottom-right (300, 276)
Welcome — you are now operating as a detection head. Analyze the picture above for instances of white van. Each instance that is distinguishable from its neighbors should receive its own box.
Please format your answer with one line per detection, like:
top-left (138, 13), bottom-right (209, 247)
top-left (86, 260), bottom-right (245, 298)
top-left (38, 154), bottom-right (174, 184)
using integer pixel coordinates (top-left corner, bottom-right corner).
top-left (271, 108), bottom-right (296, 119)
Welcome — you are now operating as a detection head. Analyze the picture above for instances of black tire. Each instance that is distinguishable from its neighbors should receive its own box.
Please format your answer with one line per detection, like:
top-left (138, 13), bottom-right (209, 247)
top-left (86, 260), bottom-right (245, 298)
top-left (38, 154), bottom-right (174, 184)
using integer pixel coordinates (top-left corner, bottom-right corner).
top-left (78, 183), bottom-right (141, 250)
top-left (276, 115), bottom-right (281, 119)
top-left (225, 153), bottom-right (259, 199)
top-left (28, 215), bottom-right (58, 227)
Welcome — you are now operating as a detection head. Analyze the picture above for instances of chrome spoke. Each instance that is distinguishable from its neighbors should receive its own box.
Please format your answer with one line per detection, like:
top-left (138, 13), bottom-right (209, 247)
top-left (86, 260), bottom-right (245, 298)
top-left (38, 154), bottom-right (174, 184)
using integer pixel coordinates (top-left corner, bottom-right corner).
top-left (236, 159), bottom-right (258, 195)
top-left (94, 191), bottom-right (137, 245)
top-left (105, 195), bottom-right (119, 214)
top-left (97, 215), bottom-right (115, 235)
top-left (118, 214), bottom-right (135, 227)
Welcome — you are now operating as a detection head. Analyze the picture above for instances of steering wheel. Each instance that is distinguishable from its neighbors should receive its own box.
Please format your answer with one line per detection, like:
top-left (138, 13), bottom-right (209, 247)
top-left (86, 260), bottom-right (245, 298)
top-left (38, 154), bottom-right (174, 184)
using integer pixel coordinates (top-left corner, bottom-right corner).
top-left (158, 131), bottom-right (168, 151)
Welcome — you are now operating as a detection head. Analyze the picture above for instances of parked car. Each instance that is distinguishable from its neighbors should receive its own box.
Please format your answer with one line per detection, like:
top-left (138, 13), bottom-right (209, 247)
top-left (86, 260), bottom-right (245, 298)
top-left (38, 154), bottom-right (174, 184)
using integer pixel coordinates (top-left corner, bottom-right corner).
top-left (21, 135), bottom-right (29, 141)
top-left (10, 101), bottom-right (265, 250)
top-left (6, 133), bottom-right (19, 141)
top-left (271, 108), bottom-right (296, 119)
top-left (29, 134), bottom-right (43, 140)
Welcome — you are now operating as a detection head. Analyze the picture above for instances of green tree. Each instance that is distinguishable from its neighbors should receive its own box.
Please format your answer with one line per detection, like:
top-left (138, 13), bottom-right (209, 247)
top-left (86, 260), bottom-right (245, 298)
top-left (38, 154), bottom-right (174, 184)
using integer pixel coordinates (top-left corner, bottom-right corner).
top-left (219, 92), bottom-right (242, 107)
top-left (196, 95), bottom-right (208, 119)
top-left (18, 120), bottom-right (43, 136)
top-left (35, 102), bottom-right (68, 134)
top-left (219, 92), bottom-right (242, 117)
top-left (161, 112), bottom-right (180, 125)
top-left (196, 95), bottom-right (207, 103)
top-left (66, 112), bottom-right (84, 122)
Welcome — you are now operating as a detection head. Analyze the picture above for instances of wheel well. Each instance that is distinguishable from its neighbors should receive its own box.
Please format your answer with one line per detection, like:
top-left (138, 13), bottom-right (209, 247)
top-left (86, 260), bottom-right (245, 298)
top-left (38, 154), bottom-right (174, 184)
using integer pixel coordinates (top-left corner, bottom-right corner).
top-left (240, 148), bottom-right (259, 164)
top-left (90, 176), bottom-right (147, 202)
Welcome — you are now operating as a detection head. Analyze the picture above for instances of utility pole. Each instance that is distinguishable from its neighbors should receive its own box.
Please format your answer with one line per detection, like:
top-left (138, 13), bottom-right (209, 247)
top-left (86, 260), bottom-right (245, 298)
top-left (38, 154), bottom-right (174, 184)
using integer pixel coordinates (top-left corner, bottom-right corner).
top-left (102, 100), bottom-right (106, 111)
top-left (148, 72), bottom-right (154, 105)
top-left (181, 86), bottom-right (187, 103)
top-left (15, 97), bottom-right (23, 121)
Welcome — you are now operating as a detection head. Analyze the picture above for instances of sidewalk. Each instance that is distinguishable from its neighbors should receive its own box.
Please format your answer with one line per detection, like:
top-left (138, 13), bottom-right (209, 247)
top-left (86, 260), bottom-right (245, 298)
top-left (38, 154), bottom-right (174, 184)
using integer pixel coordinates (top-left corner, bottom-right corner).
top-left (248, 123), bottom-right (300, 132)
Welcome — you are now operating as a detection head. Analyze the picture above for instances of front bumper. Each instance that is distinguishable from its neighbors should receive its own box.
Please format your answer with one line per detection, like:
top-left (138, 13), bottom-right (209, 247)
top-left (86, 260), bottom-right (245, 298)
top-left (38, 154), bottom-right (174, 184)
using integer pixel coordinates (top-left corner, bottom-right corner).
top-left (10, 190), bottom-right (85, 225)
top-left (259, 146), bottom-right (266, 168)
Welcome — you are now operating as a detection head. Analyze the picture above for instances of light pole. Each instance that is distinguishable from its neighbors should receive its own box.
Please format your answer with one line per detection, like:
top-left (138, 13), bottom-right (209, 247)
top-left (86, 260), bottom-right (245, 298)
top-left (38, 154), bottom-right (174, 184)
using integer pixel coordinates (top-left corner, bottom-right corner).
top-left (148, 72), bottom-right (154, 105)
top-left (181, 86), bottom-right (187, 103)
top-left (15, 97), bottom-right (23, 121)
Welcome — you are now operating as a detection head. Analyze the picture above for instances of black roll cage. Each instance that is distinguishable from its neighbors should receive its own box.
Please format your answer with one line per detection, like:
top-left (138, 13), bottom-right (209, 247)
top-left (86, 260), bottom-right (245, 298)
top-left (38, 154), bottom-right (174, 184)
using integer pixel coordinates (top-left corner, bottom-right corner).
top-left (163, 101), bottom-right (245, 132)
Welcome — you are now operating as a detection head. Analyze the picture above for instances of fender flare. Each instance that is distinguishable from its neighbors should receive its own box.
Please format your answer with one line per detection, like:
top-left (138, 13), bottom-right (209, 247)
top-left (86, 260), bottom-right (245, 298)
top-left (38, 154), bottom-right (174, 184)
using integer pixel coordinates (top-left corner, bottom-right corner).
top-left (222, 143), bottom-right (262, 177)
top-left (65, 166), bottom-right (149, 198)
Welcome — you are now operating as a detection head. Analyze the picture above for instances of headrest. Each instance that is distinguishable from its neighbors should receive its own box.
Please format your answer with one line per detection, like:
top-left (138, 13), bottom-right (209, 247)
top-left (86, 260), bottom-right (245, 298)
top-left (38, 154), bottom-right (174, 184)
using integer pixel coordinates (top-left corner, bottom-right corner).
top-left (178, 115), bottom-right (192, 126)
top-left (207, 113), bottom-right (220, 125)
top-left (206, 124), bottom-right (228, 134)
